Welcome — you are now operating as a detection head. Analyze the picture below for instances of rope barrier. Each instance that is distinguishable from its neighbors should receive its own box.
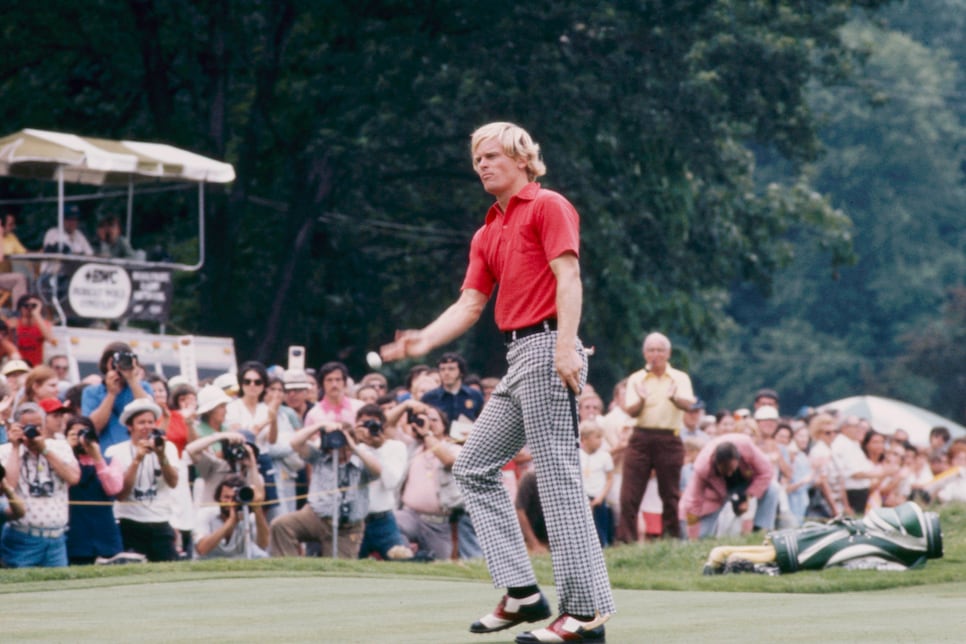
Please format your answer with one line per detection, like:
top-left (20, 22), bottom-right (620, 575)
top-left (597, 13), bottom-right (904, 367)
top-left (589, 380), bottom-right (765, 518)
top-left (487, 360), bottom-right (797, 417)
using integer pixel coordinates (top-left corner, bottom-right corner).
top-left (66, 482), bottom-right (363, 507)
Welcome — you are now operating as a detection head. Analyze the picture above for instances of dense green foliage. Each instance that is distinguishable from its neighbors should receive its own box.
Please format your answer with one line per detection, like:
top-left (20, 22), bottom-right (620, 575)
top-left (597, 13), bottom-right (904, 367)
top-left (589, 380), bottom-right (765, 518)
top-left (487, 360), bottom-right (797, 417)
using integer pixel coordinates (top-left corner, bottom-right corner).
top-left (2, 1), bottom-right (963, 419)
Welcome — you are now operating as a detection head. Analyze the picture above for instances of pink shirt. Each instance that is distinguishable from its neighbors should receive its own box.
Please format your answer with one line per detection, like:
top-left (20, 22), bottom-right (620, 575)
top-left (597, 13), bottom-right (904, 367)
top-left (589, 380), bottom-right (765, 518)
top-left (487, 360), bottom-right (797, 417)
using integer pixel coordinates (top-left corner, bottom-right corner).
top-left (679, 433), bottom-right (774, 520)
top-left (401, 443), bottom-right (460, 515)
top-left (78, 453), bottom-right (125, 497)
top-left (304, 395), bottom-right (362, 427)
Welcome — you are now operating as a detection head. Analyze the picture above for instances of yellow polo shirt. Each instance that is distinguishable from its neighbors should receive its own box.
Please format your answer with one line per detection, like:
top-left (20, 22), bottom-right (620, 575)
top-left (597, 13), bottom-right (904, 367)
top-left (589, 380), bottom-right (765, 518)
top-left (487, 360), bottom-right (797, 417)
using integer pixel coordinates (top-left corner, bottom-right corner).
top-left (624, 365), bottom-right (694, 432)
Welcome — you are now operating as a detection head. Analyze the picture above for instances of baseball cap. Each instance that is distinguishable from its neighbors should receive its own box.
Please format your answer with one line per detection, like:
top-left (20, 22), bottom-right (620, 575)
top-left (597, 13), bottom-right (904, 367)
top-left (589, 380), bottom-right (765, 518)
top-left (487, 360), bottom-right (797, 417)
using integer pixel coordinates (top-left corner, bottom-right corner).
top-left (39, 398), bottom-right (70, 414)
top-left (688, 399), bottom-right (706, 412)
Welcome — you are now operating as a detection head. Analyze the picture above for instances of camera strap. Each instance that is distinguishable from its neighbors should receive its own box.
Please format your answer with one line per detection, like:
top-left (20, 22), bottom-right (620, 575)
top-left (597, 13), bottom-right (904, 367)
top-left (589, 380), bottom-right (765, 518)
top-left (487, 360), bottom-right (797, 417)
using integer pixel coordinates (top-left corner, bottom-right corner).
top-left (20, 447), bottom-right (54, 497)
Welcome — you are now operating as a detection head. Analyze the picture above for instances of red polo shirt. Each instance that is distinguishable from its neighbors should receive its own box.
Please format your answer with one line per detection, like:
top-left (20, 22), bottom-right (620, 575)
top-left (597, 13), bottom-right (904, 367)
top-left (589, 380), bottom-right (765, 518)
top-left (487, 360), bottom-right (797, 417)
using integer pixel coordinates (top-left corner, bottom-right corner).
top-left (461, 182), bottom-right (580, 331)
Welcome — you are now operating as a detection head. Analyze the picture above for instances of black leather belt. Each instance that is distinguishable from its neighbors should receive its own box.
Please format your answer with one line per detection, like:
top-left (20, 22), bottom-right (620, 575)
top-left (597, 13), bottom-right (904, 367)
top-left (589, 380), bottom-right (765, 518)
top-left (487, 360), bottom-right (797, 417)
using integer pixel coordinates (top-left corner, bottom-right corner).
top-left (366, 510), bottom-right (393, 521)
top-left (504, 318), bottom-right (557, 344)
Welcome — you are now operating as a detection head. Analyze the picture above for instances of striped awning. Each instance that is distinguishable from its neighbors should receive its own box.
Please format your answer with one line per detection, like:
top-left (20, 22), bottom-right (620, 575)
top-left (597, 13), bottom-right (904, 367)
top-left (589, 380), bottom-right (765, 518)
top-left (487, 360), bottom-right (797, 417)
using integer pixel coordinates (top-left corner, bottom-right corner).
top-left (0, 128), bottom-right (235, 185)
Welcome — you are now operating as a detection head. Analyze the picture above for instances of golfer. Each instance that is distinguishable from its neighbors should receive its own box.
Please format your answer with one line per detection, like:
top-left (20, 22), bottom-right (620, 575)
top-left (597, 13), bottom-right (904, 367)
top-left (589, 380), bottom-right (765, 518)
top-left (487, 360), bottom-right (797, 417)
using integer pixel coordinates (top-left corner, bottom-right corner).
top-left (381, 122), bottom-right (614, 643)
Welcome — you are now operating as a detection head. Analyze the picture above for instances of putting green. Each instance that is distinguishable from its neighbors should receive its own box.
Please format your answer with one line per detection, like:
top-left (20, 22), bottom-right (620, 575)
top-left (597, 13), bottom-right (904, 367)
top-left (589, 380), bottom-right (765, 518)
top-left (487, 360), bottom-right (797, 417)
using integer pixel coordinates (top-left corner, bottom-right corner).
top-left (3, 575), bottom-right (965, 642)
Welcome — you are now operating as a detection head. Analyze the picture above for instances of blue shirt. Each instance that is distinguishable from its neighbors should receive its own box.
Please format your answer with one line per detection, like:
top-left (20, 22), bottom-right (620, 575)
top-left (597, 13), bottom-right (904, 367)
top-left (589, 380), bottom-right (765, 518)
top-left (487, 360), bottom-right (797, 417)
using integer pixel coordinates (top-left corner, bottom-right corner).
top-left (421, 385), bottom-right (484, 423)
top-left (80, 380), bottom-right (152, 453)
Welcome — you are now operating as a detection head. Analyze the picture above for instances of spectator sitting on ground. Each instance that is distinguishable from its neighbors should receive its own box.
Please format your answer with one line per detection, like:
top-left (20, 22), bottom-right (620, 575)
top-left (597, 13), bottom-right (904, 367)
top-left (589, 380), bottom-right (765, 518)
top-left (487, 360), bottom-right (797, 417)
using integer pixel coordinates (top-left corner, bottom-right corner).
top-left (0, 402), bottom-right (80, 567)
top-left (269, 417), bottom-right (376, 559)
top-left (80, 342), bottom-right (152, 452)
top-left (353, 404), bottom-right (413, 561)
top-left (395, 405), bottom-right (461, 560)
top-left (105, 399), bottom-right (180, 561)
top-left (64, 416), bottom-right (124, 565)
top-left (193, 474), bottom-right (269, 559)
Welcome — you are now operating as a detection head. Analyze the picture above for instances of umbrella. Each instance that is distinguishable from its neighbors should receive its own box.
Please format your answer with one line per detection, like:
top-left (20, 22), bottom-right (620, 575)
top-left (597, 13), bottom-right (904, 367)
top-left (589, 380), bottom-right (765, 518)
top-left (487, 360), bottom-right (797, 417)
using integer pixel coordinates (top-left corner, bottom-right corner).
top-left (817, 395), bottom-right (966, 447)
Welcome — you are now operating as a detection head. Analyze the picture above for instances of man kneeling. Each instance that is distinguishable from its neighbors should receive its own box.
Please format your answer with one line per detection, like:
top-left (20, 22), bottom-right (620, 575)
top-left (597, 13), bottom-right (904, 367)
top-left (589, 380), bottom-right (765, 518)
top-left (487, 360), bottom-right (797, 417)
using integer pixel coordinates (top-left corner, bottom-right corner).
top-left (194, 475), bottom-right (269, 559)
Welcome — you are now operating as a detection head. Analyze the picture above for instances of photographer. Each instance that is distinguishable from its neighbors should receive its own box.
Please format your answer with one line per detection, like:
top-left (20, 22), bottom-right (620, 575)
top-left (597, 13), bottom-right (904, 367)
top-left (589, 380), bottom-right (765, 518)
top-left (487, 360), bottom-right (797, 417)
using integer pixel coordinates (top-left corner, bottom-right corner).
top-left (0, 402), bottom-right (80, 567)
top-left (65, 416), bottom-right (124, 565)
top-left (353, 404), bottom-right (413, 560)
top-left (104, 399), bottom-right (180, 561)
top-left (680, 435), bottom-right (782, 539)
top-left (269, 416), bottom-right (377, 558)
top-left (184, 430), bottom-right (266, 514)
top-left (395, 406), bottom-right (462, 560)
top-left (81, 342), bottom-right (152, 452)
top-left (194, 474), bottom-right (269, 559)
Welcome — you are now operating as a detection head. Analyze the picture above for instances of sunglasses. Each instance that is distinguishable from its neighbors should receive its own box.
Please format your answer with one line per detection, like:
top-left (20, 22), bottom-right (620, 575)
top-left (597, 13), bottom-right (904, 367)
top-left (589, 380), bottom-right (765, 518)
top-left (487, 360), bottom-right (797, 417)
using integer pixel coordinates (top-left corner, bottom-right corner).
top-left (242, 378), bottom-right (264, 386)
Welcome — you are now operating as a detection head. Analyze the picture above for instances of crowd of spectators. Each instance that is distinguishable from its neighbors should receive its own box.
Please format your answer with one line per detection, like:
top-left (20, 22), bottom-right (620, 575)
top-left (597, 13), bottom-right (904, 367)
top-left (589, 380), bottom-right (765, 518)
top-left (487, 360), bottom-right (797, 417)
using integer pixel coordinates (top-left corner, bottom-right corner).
top-left (2, 324), bottom-right (966, 569)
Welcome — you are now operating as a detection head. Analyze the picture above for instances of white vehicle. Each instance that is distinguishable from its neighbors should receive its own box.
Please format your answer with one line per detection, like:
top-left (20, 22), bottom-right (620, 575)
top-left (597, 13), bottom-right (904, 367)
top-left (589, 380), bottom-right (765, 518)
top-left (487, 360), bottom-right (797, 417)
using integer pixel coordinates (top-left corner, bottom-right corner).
top-left (0, 128), bottom-right (238, 381)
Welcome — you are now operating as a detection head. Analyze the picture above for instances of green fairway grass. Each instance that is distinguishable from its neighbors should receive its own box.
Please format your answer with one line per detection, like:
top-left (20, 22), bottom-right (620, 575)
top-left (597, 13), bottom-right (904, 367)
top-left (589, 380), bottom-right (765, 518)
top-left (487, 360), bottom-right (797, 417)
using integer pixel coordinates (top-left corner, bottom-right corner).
top-left (1, 503), bottom-right (963, 641)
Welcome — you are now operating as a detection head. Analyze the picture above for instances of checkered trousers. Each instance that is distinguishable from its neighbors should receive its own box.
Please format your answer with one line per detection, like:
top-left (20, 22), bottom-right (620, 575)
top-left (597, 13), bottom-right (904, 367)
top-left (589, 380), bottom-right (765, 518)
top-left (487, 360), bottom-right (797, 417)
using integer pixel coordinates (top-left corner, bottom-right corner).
top-left (453, 331), bottom-right (616, 616)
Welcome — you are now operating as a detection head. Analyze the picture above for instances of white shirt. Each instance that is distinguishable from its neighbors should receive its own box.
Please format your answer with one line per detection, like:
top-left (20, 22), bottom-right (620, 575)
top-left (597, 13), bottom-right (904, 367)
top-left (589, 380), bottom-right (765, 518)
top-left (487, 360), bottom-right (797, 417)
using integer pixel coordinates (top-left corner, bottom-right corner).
top-left (831, 434), bottom-right (873, 491)
top-left (193, 505), bottom-right (259, 559)
top-left (225, 399), bottom-right (271, 444)
top-left (366, 439), bottom-right (408, 514)
top-left (40, 226), bottom-right (94, 274)
top-left (0, 440), bottom-right (76, 529)
top-left (580, 448), bottom-right (614, 498)
top-left (106, 440), bottom-right (179, 523)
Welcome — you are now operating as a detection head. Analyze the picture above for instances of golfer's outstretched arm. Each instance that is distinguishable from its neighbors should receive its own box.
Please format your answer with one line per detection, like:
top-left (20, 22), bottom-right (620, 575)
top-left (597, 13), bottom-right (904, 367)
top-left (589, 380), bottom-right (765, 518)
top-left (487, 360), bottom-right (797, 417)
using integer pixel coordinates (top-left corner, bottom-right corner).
top-left (381, 289), bottom-right (488, 361)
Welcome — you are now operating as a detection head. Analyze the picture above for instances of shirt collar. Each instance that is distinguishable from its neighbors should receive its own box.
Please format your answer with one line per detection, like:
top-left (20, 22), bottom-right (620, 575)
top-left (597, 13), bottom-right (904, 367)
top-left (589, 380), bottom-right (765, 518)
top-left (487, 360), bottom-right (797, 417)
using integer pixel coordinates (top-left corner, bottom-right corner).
top-left (484, 182), bottom-right (540, 225)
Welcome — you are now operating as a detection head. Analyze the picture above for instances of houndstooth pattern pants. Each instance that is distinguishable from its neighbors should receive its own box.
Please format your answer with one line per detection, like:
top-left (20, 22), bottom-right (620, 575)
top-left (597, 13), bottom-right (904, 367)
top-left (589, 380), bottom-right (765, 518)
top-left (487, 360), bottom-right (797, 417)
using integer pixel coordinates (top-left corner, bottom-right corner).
top-left (453, 331), bottom-right (616, 616)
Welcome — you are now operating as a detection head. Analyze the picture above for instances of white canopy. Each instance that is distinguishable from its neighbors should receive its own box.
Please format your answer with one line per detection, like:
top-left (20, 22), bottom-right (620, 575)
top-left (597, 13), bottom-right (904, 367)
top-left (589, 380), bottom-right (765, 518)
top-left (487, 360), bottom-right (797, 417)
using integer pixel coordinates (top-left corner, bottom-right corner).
top-left (0, 128), bottom-right (235, 185)
top-left (818, 395), bottom-right (966, 447)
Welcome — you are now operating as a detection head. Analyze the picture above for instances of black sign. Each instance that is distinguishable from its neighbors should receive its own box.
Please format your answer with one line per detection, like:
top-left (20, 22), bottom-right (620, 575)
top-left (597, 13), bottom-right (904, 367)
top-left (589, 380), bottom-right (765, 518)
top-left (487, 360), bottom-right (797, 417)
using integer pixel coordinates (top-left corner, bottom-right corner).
top-left (64, 261), bottom-right (172, 322)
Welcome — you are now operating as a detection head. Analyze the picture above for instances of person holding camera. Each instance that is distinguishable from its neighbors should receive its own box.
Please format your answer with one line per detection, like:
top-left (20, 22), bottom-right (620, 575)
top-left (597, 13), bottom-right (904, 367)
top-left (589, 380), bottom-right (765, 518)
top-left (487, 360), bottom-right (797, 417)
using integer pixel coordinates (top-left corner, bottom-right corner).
top-left (269, 415), bottom-right (377, 558)
top-left (6, 294), bottom-right (58, 369)
top-left (0, 402), bottom-right (80, 567)
top-left (680, 434), bottom-right (781, 539)
top-left (81, 342), bottom-right (152, 452)
top-left (353, 404), bottom-right (413, 560)
top-left (65, 415), bottom-right (124, 565)
top-left (104, 398), bottom-right (180, 561)
top-left (184, 430), bottom-right (266, 516)
top-left (395, 405), bottom-right (462, 560)
top-left (0, 461), bottom-right (26, 529)
top-left (194, 474), bottom-right (270, 559)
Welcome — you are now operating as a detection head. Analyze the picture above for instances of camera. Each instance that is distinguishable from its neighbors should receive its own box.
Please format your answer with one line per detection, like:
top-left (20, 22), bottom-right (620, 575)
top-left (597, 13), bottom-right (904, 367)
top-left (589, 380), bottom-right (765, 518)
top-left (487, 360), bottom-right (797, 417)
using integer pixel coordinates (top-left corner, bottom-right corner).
top-left (321, 427), bottom-right (347, 450)
top-left (150, 429), bottom-right (166, 450)
top-left (730, 491), bottom-right (747, 514)
top-left (23, 424), bottom-right (40, 441)
top-left (361, 419), bottom-right (382, 437)
top-left (406, 409), bottom-right (425, 429)
top-left (80, 428), bottom-right (98, 444)
top-left (233, 485), bottom-right (255, 506)
top-left (0, 462), bottom-right (5, 481)
top-left (113, 350), bottom-right (136, 371)
top-left (224, 441), bottom-right (248, 463)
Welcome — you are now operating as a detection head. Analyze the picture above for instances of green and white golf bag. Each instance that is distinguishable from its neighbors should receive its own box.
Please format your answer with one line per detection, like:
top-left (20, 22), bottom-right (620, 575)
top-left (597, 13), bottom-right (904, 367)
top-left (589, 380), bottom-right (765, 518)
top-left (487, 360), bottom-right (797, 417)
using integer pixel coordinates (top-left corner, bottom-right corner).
top-left (769, 501), bottom-right (943, 573)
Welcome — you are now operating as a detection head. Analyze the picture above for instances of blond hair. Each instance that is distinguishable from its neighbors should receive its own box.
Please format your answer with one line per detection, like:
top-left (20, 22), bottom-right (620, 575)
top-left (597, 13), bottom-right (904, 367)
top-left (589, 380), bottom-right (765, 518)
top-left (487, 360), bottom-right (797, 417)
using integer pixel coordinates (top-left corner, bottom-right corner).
top-left (470, 122), bottom-right (546, 181)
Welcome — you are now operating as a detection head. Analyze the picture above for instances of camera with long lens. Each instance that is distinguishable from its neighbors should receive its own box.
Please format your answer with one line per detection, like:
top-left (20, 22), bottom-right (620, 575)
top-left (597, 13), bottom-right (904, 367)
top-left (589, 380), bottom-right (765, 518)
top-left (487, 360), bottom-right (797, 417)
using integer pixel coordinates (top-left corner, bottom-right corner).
top-left (233, 485), bottom-right (255, 506)
top-left (361, 419), bottom-right (383, 437)
top-left (23, 424), bottom-right (41, 441)
top-left (112, 350), bottom-right (136, 371)
top-left (150, 429), bottom-right (166, 450)
top-left (321, 427), bottom-right (347, 450)
top-left (406, 409), bottom-right (425, 429)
